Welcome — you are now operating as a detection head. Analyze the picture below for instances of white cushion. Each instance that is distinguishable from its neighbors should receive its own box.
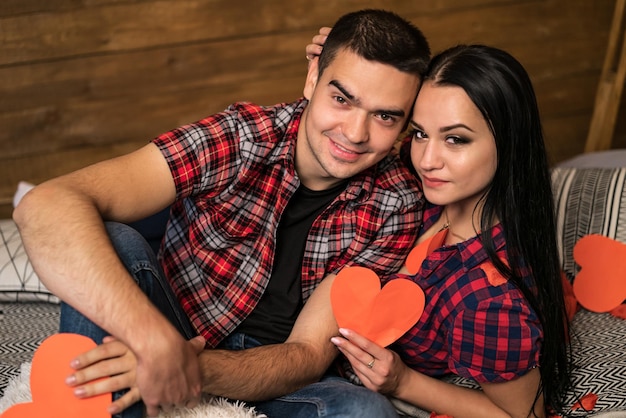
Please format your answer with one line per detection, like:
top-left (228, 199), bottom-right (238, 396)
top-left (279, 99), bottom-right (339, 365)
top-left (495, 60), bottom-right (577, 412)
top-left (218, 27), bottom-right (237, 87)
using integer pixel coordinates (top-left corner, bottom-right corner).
top-left (0, 219), bottom-right (58, 303)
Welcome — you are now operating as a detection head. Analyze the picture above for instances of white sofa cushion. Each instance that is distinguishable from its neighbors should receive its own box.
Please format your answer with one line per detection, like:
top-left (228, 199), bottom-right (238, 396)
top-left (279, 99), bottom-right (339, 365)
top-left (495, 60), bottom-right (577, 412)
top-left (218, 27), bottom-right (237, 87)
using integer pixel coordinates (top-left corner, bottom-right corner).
top-left (0, 219), bottom-right (58, 303)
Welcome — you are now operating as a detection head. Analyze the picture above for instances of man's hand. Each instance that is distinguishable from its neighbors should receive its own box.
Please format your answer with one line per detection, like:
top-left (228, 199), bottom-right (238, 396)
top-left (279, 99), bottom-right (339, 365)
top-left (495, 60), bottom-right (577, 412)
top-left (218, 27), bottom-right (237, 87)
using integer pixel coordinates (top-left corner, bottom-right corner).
top-left (67, 334), bottom-right (206, 416)
top-left (135, 332), bottom-right (205, 416)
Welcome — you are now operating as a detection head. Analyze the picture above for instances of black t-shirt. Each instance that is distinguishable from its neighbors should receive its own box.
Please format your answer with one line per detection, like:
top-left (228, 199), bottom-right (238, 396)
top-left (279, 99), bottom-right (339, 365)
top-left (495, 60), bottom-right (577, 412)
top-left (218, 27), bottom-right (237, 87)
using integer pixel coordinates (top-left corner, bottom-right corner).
top-left (234, 181), bottom-right (346, 344)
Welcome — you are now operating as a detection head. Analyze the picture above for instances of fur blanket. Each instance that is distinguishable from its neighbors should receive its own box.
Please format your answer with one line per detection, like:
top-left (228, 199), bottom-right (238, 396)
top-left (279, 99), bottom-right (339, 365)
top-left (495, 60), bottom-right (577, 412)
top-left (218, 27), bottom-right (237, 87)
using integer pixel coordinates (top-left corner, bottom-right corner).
top-left (0, 362), bottom-right (266, 418)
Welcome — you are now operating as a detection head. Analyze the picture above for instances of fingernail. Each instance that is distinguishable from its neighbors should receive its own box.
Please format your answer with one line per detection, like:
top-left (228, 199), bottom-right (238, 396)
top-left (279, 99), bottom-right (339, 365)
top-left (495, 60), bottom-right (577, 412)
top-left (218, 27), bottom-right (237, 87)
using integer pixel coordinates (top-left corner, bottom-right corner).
top-left (70, 359), bottom-right (79, 368)
top-left (338, 328), bottom-right (349, 336)
top-left (73, 387), bottom-right (86, 398)
top-left (330, 337), bottom-right (341, 345)
top-left (65, 375), bottom-right (76, 385)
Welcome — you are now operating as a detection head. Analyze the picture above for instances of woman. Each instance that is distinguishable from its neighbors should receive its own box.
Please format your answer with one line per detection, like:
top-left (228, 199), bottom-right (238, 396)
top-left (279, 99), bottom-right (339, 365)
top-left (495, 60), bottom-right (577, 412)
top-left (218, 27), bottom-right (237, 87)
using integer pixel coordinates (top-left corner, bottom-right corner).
top-left (308, 34), bottom-right (573, 417)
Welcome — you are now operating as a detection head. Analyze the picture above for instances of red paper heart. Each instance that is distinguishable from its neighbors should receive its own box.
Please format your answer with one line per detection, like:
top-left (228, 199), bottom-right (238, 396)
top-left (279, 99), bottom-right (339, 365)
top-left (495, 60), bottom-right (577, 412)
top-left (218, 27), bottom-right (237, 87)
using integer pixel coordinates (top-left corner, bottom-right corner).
top-left (573, 234), bottom-right (626, 313)
top-left (330, 266), bottom-right (425, 347)
top-left (0, 333), bottom-right (111, 418)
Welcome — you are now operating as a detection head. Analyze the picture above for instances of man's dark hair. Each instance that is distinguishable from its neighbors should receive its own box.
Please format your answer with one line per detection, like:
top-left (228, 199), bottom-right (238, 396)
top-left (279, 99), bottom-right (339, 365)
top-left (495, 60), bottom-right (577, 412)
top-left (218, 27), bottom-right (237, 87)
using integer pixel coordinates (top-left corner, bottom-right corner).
top-left (318, 9), bottom-right (431, 77)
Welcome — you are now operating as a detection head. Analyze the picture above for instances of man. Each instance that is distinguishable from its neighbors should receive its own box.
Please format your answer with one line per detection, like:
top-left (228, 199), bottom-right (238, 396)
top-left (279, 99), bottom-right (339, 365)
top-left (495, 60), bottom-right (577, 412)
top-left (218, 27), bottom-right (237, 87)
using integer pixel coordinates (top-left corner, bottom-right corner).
top-left (14, 9), bottom-right (430, 418)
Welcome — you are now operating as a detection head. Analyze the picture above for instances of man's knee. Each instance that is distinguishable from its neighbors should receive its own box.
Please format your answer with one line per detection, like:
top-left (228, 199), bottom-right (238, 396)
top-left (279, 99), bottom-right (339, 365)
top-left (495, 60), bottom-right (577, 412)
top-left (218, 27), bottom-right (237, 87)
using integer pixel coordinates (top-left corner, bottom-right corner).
top-left (105, 221), bottom-right (153, 259)
top-left (104, 221), bottom-right (161, 288)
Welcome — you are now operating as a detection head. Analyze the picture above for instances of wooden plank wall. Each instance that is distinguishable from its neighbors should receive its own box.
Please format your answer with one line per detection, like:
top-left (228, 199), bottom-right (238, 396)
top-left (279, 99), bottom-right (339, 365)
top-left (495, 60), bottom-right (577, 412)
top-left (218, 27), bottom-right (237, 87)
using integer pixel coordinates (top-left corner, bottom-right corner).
top-left (0, 0), bottom-right (620, 218)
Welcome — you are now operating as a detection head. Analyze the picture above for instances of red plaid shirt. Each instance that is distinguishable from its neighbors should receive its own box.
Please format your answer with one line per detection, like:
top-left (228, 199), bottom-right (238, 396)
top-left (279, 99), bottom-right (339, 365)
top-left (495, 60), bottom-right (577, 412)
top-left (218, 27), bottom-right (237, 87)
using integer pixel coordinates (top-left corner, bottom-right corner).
top-left (153, 99), bottom-right (423, 347)
top-left (387, 201), bottom-right (542, 383)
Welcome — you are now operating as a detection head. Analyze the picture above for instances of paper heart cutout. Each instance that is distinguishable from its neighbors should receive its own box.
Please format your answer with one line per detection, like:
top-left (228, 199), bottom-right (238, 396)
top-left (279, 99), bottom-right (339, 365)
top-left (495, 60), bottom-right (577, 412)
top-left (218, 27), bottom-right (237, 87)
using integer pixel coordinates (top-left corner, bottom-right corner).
top-left (405, 227), bottom-right (447, 274)
top-left (330, 266), bottom-right (425, 347)
top-left (572, 234), bottom-right (626, 313)
top-left (0, 333), bottom-right (111, 418)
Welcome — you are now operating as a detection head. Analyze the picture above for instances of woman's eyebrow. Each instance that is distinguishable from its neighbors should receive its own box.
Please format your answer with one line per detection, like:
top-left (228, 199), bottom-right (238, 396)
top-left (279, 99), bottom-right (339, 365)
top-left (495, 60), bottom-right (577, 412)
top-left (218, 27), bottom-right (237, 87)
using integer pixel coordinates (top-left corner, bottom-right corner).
top-left (439, 123), bottom-right (475, 133)
top-left (409, 120), bottom-right (475, 133)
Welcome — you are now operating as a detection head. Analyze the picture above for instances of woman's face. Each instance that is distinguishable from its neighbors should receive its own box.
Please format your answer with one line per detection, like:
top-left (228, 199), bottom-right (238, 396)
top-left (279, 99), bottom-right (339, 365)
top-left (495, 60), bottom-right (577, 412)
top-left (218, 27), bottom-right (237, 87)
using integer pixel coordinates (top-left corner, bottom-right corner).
top-left (409, 81), bottom-right (498, 211)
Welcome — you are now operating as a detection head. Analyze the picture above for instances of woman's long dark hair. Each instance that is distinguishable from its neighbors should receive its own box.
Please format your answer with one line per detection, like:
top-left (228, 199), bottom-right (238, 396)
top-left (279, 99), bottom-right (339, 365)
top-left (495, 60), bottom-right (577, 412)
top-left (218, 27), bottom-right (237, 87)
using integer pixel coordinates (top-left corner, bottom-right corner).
top-left (423, 45), bottom-right (572, 415)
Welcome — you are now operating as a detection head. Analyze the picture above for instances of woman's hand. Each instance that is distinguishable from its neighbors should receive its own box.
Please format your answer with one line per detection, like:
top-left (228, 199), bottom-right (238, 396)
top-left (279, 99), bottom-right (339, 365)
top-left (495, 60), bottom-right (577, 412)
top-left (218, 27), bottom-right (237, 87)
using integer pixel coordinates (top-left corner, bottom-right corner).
top-left (66, 335), bottom-right (206, 415)
top-left (66, 336), bottom-right (140, 415)
top-left (305, 26), bottom-right (332, 61)
top-left (331, 328), bottom-right (410, 396)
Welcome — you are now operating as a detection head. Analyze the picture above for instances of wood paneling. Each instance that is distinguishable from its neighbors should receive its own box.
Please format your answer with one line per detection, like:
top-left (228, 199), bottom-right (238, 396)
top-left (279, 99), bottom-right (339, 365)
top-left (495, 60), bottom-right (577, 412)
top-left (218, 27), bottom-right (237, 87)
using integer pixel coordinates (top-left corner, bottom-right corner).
top-left (0, 0), bottom-right (619, 217)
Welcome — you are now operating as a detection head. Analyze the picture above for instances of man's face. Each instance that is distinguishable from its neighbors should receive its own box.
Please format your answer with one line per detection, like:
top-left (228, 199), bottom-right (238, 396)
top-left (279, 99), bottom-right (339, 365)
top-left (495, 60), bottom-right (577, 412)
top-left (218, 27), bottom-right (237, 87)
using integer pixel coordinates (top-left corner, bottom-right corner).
top-left (296, 48), bottom-right (420, 190)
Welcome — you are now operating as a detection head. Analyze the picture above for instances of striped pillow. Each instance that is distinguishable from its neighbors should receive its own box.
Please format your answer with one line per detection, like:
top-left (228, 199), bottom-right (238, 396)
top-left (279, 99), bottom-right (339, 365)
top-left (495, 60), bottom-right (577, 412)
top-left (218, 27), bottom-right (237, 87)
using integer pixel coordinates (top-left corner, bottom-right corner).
top-left (552, 167), bottom-right (626, 282)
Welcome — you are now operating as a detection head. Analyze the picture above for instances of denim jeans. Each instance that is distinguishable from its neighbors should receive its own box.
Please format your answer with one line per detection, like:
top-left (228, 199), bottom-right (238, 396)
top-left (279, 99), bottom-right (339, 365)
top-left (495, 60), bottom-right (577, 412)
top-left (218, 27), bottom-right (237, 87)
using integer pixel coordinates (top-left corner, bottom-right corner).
top-left (60, 222), bottom-right (399, 418)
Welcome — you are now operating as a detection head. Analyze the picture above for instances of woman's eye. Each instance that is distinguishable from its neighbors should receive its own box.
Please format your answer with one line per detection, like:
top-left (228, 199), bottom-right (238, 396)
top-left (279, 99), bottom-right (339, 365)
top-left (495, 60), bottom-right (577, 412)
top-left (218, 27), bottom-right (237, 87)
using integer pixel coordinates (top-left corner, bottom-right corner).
top-left (411, 129), bottom-right (427, 140)
top-left (446, 135), bottom-right (469, 145)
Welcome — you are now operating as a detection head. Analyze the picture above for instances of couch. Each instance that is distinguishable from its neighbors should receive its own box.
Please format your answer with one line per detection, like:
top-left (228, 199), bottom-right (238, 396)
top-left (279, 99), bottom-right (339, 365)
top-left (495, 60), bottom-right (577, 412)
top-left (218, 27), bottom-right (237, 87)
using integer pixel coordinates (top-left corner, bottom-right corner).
top-left (1, 150), bottom-right (625, 417)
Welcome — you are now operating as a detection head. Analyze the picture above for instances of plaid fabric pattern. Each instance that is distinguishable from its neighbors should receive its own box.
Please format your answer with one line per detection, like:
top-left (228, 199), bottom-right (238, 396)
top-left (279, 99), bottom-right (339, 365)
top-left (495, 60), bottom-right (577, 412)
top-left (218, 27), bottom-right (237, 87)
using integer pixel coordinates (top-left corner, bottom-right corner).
top-left (153, 99), bottom-right (423, 347)
top-left (387, 202), bottom-right (542, 383)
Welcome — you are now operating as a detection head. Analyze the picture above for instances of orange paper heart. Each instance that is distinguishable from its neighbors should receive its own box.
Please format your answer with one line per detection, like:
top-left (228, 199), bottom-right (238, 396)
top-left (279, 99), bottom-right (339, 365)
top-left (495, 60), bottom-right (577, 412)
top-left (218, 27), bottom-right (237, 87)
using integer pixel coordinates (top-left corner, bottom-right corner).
top-left (405, 228), bottom-right (447, 274)
top-left (330, 266), bottom-right (425, 347)
top-left (573, 234), bottom-right (626, 313)
top-left (0, 333), bottom-right (111, 418)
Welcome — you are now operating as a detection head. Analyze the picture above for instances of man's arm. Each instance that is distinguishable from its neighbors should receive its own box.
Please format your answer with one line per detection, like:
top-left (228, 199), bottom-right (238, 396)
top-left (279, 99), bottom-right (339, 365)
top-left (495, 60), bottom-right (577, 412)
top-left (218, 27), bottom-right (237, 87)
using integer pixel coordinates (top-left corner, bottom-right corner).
top-left (69, 273), bottom-right (341, 412)
top-left (199, 274), bottom-right (340, 400)
top-left (13, 143), bottom-right (203, 415)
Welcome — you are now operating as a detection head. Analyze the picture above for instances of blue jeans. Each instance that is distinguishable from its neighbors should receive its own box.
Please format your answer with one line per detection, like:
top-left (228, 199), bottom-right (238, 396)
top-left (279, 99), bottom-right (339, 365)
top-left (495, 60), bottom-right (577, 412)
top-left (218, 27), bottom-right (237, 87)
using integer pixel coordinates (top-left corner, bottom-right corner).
top-left (220, 333), bottom-right (398, 418)
top-left (60, 222), bottom-right (398, 418)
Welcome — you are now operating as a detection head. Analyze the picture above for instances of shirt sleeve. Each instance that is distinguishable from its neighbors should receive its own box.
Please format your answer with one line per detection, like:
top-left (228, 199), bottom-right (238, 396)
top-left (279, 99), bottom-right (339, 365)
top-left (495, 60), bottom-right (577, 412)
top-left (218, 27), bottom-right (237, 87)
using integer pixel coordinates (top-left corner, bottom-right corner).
top-left (151, 110), bottom-right (242, 199)
top-left (447, 291), bottom-right (543, 383)
top-left (345, 204), bottom-right (420, 277)
top-left (336, 156), bottom-right (424, 278)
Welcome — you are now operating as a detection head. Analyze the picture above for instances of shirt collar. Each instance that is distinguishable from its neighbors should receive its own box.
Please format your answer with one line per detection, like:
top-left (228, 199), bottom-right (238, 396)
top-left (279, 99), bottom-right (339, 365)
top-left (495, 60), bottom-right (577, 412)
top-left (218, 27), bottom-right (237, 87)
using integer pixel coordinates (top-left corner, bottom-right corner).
top-left (424, 203), bottom-right (506, 268)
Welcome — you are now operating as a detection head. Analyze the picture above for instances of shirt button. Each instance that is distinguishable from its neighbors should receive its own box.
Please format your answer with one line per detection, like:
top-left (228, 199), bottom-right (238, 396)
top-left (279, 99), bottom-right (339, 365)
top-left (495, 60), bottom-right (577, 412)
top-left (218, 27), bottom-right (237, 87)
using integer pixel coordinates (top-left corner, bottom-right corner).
top-left (308, 270), bottom-right (315, 276)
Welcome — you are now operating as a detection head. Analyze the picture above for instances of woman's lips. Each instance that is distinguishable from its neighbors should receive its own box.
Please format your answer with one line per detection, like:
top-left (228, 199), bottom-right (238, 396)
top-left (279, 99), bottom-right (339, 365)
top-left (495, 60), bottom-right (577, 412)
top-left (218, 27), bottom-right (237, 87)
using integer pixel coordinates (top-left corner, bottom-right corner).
top-left (421, 174), bottom-right (448, 188)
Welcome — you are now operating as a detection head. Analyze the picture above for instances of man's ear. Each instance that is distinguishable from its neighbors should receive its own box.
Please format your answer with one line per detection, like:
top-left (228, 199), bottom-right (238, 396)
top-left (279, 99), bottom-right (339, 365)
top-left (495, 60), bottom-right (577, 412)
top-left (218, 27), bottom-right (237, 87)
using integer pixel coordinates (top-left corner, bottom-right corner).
top-left (303, 58), bottom-right (320, 100)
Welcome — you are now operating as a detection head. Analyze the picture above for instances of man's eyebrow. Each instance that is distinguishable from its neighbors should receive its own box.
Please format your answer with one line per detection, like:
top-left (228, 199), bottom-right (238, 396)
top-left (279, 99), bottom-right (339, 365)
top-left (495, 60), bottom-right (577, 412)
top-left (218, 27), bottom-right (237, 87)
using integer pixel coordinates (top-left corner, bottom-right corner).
top-left (329, 80), bottom-right (356, 102)
top-left (329, 80), bottom-right (406, 118)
